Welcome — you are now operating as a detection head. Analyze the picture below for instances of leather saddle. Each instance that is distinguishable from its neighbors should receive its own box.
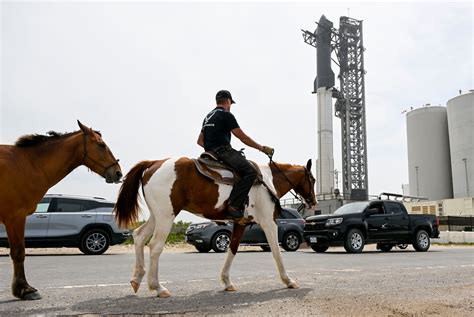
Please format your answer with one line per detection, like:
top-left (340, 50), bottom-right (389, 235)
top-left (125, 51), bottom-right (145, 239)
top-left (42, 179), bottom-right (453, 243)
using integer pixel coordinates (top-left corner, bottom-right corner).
top-left (192, 151), bottom-right (282, 211)
top-left (192, 152), bottom-right (263, 185)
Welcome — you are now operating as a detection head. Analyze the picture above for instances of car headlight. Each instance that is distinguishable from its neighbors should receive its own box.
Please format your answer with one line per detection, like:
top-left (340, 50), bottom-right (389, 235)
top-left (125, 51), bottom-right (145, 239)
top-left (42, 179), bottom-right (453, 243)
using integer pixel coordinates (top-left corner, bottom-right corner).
top-left (325, 217), bottom-right (343, 227)
top-left (187, 223), bottom-right (212, 233)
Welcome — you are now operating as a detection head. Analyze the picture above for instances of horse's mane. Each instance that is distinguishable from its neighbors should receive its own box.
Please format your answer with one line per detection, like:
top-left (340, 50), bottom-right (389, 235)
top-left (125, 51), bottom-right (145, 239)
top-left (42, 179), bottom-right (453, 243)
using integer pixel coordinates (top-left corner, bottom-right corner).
top-left (14, 131), bottom-right (78, 147)
top-left (15, 126), bottom-right (103, 147)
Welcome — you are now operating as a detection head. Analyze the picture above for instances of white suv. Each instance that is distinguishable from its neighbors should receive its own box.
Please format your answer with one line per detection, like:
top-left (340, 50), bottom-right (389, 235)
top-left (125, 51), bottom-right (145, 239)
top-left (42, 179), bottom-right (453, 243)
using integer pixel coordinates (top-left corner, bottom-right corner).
top-left (0, 194), bottom-right (130, 255)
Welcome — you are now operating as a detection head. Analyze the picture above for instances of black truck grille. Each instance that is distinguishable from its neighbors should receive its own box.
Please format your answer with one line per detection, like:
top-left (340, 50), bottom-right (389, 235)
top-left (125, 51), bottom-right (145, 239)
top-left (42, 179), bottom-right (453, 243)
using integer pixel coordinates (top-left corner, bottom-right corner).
top-left (305, 222), bottom-right (326, 231)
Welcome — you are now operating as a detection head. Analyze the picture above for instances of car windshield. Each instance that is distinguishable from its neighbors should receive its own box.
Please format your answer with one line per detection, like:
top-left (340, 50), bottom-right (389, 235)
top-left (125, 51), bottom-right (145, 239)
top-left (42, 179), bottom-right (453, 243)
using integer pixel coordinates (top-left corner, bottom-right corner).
top-left (333, 202), bottom-right (369, 215)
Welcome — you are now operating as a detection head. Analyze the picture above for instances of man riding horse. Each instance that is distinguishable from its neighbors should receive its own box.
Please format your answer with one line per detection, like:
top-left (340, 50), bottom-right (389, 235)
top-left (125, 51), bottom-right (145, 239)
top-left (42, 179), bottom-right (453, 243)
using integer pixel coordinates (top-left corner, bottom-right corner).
top-left (197, 90), bottom-right (274, 219)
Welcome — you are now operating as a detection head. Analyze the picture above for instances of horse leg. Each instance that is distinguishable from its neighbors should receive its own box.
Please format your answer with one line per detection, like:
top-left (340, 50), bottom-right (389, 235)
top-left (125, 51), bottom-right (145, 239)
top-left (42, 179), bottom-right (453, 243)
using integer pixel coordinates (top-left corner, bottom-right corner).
top-left (260, 217), bottom-right (298, 289)
top-left (147, 209), bottom-right (174, 298)
top-left (220, 223), bottom-right (246, 291)
top-left (5, 217), bottom-right (41, 300)
top-left (130, 213), bottom-right (155, 293)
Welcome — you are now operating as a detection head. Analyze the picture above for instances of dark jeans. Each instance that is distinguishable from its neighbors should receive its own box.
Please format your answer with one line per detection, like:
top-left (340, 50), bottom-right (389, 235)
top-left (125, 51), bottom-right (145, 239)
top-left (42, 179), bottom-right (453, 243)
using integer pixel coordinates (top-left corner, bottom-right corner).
top-left (214, 146), bottom-right (257, 210)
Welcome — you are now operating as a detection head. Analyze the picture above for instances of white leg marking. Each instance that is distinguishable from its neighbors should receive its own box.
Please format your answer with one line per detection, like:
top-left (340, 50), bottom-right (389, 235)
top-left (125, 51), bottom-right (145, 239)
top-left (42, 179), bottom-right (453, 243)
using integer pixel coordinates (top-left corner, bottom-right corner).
top-left (130, 213), bottom-right (155, 293)
top-left (220, 251), bottom-right (237, 291)
top-left (141, 158), bottom-right (179, 297)
top-left (147, 213), bottom-right (174, 297)
top-left (254, 189), bottom-right (298, 289)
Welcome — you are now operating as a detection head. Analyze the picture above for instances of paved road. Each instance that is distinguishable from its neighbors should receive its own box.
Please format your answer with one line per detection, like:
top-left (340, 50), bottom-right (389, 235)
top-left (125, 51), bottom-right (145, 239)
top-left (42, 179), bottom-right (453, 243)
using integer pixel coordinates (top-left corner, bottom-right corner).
top-left (0, 245), bottom-right (473, 316)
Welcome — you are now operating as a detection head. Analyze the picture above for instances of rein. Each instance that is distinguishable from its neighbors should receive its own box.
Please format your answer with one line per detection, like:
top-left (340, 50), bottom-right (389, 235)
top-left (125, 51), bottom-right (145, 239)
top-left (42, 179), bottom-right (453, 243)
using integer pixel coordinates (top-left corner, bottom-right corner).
top-left (82, 133), bottom-right (120, 174)
top-left (267, 152), bottom-right (308, 212)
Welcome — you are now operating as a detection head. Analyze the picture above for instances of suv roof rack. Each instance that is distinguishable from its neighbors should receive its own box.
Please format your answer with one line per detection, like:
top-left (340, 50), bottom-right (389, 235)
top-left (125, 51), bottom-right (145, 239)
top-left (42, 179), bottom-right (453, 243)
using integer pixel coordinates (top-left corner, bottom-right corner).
top-left (377, 192), bottom-right (428, 202)
top-left (44, 193), bottom-right (108, 201)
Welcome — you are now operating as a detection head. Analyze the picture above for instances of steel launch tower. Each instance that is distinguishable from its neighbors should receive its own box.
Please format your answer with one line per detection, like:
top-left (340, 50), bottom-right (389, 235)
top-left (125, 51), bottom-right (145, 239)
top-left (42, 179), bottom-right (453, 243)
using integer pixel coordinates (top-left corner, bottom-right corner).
top-left (302, 15), bottom-right (369, 200)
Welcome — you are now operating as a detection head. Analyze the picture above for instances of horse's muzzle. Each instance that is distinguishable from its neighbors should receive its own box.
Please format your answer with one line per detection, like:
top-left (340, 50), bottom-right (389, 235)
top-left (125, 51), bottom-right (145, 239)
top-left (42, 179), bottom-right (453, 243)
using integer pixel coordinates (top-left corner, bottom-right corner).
top-left (105, 167), bottom-right (123, 184)
top-left (304, 202), bottom-right (318, 213)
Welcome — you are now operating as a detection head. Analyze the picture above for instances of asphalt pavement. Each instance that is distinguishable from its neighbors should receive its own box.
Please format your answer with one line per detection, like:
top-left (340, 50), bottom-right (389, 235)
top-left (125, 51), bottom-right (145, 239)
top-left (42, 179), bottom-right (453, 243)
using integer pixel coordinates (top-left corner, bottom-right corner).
top-left (0, 245), bottom-right (473, 316)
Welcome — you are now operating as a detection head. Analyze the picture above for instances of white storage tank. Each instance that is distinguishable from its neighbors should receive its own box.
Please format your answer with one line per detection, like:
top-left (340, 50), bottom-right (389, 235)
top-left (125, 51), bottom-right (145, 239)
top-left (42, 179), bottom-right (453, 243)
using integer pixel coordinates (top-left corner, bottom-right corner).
top-left (406, 106), bottom-right (453, 200)
top-left (447, 91), bottom-right (474, 198)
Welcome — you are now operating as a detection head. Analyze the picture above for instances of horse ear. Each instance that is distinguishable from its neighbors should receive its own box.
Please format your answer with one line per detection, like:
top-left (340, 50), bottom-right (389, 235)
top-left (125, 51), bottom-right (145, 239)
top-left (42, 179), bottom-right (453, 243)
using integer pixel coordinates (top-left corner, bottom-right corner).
top-left (77, 120), bottom-right (91, 133)
top-left (306, 159), bottom-right (312, 171)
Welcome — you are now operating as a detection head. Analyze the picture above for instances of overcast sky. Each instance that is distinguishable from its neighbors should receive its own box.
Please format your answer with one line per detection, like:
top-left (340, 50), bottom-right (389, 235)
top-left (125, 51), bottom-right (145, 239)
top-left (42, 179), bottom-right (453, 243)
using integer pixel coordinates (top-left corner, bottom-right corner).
top-left (1, 1), bottom-right (472, 223)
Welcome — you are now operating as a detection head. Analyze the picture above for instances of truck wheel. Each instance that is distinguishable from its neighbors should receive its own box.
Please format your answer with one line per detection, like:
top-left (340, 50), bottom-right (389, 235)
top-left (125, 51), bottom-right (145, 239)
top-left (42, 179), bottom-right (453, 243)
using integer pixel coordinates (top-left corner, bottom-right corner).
top-left (281, 232), bottom-right (301, 252)
top-left (212, 231), bottom-right (230, 253)
top-left (412, 229), bottom-right (430, 252)
top-left (195, 245), bottom-right (211, 253)
top-left (80, 229), bottom-right (110, 255)
top-left (377, 243), bottom-right (393, 252)
top-left (344, 228), bottom-right (365, 253)
top-left (311, 244), bottom-right (329, 253)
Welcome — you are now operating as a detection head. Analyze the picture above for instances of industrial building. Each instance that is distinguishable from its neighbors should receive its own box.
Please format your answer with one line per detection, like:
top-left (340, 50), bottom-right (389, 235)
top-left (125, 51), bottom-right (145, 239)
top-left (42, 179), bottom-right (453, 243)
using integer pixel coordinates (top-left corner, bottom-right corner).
top-left (405, 90), bottom-right (473, 217)
top-left (406, 91), bottom-right (473, 201)
top-left (406, 106), bottom-right (453, 200)
top-left (404, 197), bottom-right (474, 216)
top-left (447, 91), bottom-right (473, 199)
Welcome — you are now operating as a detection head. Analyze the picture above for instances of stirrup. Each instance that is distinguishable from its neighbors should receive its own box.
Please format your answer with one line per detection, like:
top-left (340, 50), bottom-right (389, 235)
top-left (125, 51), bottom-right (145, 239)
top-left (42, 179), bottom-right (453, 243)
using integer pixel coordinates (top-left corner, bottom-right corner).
top-left (226, 207), bottom-right (244, 219)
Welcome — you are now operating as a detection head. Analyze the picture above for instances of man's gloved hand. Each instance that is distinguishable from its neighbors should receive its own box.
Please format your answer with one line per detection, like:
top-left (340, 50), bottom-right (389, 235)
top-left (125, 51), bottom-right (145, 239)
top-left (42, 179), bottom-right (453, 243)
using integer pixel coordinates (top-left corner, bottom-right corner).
top-left (261, 145), bottom-right (274, 157)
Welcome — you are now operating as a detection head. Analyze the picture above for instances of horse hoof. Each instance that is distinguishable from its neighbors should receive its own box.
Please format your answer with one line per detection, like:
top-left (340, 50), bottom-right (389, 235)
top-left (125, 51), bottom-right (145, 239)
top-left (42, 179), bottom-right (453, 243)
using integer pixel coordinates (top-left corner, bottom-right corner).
top-left (287, 281), bottom-right (299, 289)
top-left (130, 281), bottom-right (140, 293)
top-left (225, 285), bottom-right (237, 292)
top-left (158, 289), bottom-right (171, 298)
top-left (23, 291), bottom-right (42, 300)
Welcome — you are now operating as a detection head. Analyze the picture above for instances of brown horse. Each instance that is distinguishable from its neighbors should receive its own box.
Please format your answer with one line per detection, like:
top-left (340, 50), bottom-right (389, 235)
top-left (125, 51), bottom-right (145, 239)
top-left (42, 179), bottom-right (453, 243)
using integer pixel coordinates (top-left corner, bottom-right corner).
top-left (0, 121), bottom-right (122, 300)
top-left (115, 157), bottom-right (316, 297)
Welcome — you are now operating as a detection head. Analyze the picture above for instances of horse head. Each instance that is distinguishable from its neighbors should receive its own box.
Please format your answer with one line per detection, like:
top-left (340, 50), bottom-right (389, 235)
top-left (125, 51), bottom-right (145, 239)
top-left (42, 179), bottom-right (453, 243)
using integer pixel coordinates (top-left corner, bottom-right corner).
top-left (293, 159), bottom-right (318, 211)
top-left (78, 120), bottom-right (122, 184)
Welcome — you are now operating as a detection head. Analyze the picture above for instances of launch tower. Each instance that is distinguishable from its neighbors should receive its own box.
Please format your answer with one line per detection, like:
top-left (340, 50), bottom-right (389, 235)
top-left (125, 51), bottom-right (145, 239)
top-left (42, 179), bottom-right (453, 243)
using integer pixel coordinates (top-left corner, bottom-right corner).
top-left (302, 15), bottom-right (368, 200)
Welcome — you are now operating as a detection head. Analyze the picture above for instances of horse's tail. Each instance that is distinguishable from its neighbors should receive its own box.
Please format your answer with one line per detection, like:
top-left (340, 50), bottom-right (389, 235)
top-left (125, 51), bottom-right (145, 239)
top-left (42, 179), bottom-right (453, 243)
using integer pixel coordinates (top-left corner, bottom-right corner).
top-left (114, 160), bottom-right (154, 228)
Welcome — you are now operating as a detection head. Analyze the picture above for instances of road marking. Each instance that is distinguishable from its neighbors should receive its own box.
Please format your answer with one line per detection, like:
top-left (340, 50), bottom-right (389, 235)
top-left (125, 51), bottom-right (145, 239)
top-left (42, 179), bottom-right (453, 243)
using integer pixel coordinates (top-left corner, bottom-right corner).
top-left (1, 264), bottom-right (472, 293)
top-left (44, 283), bottom-right (130, 290)
top-left (43, 281), bottom-right (174, 290)
top-left (319, 269), bottom-right (361, 272)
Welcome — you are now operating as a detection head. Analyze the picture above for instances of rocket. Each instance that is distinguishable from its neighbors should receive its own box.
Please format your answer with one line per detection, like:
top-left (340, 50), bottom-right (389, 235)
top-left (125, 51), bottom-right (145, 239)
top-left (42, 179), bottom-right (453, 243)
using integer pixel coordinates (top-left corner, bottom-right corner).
top-left (314, 15), bottom-right (335, 92)
top-left (314, 15), bottom-right (335, 196)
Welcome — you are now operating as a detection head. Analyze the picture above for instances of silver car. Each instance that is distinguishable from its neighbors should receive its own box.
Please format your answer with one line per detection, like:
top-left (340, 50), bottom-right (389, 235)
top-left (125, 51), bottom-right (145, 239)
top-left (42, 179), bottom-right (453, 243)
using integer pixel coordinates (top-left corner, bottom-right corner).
top-left (0, 194), bottom-right (130, 255)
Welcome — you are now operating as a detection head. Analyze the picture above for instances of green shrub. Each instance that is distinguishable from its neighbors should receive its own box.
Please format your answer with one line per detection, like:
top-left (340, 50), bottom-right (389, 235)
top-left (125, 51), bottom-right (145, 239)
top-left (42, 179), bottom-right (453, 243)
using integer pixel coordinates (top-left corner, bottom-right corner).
top-left (122, 220), bottom-right (191, 245)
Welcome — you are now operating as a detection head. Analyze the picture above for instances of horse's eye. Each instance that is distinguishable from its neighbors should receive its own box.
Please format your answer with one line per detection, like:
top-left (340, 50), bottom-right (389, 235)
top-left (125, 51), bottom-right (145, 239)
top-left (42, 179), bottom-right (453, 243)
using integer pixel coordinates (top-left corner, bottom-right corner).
top-left (98, 142), bottom-right (106, 148)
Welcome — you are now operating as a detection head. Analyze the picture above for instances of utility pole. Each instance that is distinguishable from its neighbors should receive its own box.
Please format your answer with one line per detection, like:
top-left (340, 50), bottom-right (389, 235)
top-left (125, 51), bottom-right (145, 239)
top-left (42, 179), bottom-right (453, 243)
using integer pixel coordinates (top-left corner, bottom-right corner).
top-left (415, 166), bottom-right (420, 196)
top-left (463, 158), bottom-right (470, 196)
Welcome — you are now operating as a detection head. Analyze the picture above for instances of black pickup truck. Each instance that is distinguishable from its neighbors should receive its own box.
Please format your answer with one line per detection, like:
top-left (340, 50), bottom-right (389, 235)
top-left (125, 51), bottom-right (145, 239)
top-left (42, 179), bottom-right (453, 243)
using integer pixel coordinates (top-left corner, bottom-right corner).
top-left (304, 200), bottom-right (440, 253)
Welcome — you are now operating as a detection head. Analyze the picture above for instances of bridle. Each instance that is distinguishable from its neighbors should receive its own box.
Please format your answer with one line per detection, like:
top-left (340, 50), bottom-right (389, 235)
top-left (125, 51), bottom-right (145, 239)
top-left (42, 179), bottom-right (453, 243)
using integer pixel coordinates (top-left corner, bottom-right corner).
top-left (82, 132), bottom-right (120, 175)
top-left (267, 151), bottom-right (315, 212)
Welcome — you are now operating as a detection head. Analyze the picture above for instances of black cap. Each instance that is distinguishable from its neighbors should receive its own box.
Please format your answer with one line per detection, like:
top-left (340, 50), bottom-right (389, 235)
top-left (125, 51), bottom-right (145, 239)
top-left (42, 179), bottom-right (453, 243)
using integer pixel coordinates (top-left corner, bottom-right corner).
top-left (216, 90), bottom-right (236, 104)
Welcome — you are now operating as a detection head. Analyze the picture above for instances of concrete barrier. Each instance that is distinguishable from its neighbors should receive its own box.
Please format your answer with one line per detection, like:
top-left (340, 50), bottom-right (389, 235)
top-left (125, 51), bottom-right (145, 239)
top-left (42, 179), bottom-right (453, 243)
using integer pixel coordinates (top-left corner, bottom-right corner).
top-left (433, 231), bottom-right (474, 244)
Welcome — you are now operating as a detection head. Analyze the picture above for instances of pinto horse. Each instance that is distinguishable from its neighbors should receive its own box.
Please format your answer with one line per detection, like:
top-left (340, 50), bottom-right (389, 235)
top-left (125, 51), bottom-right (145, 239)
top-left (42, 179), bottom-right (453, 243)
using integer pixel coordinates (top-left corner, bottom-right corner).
top-left (114, 157), bottom-right (317, 297)
top-left (0, 121), bottom-right (122, 300)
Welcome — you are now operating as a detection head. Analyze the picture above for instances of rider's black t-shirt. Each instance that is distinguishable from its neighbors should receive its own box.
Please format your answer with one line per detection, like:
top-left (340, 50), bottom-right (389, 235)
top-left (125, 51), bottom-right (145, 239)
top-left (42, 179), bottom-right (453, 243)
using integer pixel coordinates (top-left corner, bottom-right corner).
top-left (201, 107), bottom-right (240, 151)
